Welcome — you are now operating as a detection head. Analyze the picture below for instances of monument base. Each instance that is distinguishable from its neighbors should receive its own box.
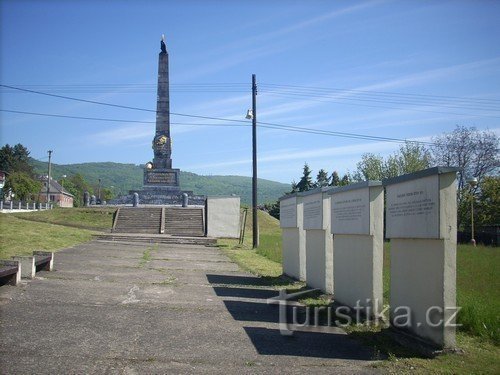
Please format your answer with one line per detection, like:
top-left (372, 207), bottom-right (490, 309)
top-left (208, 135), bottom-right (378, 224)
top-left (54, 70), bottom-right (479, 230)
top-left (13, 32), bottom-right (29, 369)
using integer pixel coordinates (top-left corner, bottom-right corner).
top-left (109, 187), bottom-right (205, 206)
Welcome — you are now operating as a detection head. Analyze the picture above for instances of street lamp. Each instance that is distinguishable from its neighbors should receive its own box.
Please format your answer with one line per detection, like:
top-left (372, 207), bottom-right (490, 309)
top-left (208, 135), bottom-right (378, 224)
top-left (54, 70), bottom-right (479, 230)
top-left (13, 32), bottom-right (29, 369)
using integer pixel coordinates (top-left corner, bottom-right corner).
top-left (61, 175), bottom-right (67, 189)
top-left (466, 177), bottom-right (478, 247)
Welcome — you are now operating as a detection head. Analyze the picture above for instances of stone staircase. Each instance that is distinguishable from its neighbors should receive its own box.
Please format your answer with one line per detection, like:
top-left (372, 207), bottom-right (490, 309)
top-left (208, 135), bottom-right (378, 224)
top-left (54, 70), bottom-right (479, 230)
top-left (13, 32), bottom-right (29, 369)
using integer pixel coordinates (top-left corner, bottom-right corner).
top-left (112, 207), bottom-right (205, 237)
top-left (164, 207), bottom-right (205, 237)
top-left (113, 207), bottom-right (162, 234)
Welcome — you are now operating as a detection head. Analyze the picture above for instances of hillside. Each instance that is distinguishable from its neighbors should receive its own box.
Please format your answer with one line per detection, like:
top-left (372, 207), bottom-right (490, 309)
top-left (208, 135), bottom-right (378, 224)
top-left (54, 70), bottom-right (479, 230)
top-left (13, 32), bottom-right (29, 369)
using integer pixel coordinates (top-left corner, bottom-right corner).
top-left (30, 159), bottom-right (290, 204)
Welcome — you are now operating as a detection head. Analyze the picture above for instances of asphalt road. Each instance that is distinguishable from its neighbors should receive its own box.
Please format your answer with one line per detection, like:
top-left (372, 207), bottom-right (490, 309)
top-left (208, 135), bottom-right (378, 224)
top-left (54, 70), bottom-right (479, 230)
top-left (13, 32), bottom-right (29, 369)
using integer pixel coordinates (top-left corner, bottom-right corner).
top-left (0, 240), bottom-right (380, 374)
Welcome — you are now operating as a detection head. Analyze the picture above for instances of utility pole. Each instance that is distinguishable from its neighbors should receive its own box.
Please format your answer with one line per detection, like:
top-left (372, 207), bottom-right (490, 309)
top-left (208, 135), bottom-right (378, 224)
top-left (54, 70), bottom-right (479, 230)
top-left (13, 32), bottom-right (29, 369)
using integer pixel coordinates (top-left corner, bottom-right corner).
top-left (252, 74), bottom-right (259, 248)
top-left (46, 150), bottom-right (53, 204)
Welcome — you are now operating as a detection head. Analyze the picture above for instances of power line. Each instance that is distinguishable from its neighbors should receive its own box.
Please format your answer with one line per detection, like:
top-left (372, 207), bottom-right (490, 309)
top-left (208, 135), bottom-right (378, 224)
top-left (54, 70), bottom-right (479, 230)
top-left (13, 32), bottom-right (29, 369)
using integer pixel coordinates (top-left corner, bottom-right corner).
top-left (260, 83), bottom-right (500, 104)
top-left (0, 82), bottom-right (434, 145)
top-left (1, 107), bottom-right (433, 145)
top-left (263, 92), bottom-right (500, 120)
top-left (260, 88), bottom-right (500, 112)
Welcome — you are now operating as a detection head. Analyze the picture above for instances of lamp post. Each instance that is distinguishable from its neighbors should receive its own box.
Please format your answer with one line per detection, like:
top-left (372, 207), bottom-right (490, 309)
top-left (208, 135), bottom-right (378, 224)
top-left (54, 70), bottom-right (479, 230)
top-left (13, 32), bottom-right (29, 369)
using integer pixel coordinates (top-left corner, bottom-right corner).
top-left (61, 175), bottom-right (67, 189)
top-left (246, 74), bottom-right (259, 248)
top-left (466, 177), bottom-right (478, 247)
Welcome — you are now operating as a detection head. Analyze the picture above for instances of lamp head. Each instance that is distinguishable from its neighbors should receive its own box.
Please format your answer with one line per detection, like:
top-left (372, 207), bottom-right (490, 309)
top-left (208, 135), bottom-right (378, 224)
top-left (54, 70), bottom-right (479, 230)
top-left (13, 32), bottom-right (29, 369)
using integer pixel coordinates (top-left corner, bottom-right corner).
top-left (245, 109), bottom-right (253, 119)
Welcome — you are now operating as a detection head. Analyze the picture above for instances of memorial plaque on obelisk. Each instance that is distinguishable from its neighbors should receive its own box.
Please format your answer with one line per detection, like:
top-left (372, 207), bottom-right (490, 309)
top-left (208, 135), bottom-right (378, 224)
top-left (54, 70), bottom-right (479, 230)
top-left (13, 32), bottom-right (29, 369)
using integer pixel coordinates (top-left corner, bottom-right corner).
top-left (143, 35), bottom-right (180, 190)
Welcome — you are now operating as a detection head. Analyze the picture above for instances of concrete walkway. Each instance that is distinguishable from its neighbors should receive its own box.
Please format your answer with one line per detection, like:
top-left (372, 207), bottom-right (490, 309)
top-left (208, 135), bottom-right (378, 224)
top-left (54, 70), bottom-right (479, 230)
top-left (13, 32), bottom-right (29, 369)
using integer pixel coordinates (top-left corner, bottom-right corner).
top-left (0, 240), bottom-right (379, 374)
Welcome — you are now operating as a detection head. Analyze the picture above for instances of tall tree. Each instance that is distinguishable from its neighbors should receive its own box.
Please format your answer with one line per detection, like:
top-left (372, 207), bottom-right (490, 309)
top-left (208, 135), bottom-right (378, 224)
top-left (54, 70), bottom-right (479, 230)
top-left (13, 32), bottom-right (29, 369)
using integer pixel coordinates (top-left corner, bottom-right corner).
top-left (315, 169), bottom-right (330, 187)
top-left (396, 142), bottom-right (431, 174)
top-left (295, 163), bottom-right (314, 192)
top-left (432, 125), bottom-right (499, 228)
top-left (330, 171), bottom-right (340, 186)
top-left (0, 143), bottom-right (35, 176)
top-left (432, 125), bottom-right (499, 192)
top-left (354, 153), bottom-right (384, 180)
top-left (475, 176), bottom-right (500, 228)
top-left (340, 173), bottom-right (351, 186)
top-left (354, 141), bottom-right (431, 181)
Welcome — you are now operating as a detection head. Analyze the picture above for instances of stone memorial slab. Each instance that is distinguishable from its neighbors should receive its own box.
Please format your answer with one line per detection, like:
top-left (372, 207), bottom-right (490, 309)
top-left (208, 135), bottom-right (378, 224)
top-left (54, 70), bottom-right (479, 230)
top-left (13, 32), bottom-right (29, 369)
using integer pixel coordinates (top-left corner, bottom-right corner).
top-left (330, 184), bottom-right (371, 235)
top-left (386, 174), bottom-right (439, 239)
top-left (280, 196), bottom-right (297, 228)
top-left (384, 166), bottom-right (459, 349)
top-left (302, 192), bottom-right (323, 230)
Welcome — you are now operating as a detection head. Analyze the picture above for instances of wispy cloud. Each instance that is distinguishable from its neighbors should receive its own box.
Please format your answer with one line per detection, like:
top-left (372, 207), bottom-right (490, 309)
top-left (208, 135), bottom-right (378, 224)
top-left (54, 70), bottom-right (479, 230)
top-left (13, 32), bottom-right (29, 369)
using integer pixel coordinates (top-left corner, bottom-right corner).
top-left (177, 1), bottom-right (387, 80)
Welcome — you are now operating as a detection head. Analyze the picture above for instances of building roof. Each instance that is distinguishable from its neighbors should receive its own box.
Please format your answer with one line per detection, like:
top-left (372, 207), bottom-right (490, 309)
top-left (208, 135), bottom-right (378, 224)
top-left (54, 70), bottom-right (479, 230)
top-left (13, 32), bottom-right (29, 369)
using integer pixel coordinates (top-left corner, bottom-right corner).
top-left (39, 176), bottom-right (74, 197)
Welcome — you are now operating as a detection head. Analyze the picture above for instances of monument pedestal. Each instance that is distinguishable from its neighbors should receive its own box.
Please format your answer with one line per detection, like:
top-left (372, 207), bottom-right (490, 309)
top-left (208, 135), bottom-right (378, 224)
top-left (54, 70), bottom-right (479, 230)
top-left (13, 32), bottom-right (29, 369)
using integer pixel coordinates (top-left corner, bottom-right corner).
top-left (300, 187), bottom-right (334, 294)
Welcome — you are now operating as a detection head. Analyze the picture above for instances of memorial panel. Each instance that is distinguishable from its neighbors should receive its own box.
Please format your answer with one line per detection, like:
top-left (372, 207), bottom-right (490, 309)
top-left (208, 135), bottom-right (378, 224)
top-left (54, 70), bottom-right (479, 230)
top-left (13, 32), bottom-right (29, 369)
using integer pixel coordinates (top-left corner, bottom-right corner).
top-left (331, 188), bottom-right (370, 235)
top-left (386, 174), bottom-right (439, 239)
top-left (280, 196), bottom-right (297, 228)
top-left (302, 193), bottom-right (323, 230)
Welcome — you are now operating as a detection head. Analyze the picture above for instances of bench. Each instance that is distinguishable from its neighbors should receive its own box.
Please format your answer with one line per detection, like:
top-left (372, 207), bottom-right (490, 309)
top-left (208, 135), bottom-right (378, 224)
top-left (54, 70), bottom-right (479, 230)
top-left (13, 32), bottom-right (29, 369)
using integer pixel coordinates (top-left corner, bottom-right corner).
top-left (0, 260), bottom-right (21, 286)
top-left (11, 251), bottom-right (54, 279)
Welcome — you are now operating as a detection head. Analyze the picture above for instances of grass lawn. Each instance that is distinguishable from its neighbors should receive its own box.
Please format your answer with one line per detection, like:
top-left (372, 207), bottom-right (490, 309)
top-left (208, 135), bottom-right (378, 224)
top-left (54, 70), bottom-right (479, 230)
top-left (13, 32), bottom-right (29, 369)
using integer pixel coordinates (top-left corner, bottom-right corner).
top-left (219, 209), bottom-right (500, 374)
top-left (11, 207), bottom-right (115, 231)
top-left (0, 214), bottom-right (95, 259)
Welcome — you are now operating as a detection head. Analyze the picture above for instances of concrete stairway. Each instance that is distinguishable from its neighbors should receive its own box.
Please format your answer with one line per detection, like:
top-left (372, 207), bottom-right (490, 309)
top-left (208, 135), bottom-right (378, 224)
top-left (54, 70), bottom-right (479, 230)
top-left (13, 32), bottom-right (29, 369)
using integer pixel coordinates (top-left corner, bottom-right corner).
top-left (94, 233), bottom-right (216, 246)
top-left (113, 207), bottom-right (162, 234)
top-left (112, 207), bottom-right (205, 237)
top-left (164, 207), bottom-right (205, 237)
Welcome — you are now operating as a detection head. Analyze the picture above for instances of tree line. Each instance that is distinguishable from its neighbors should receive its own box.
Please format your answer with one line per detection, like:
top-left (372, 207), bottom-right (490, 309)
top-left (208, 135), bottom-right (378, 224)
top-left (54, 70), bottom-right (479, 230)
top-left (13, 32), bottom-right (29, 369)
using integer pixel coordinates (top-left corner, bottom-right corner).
top-left (270, 125), bottom-right (499, 231)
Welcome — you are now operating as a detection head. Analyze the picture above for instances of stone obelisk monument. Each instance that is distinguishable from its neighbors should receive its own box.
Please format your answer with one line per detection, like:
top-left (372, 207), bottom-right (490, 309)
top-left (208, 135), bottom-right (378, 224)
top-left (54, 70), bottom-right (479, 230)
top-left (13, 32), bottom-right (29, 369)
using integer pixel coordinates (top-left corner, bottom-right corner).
top-left (111, 36), bottom-right (205, 205)
top-left (143, 35), bottom-right (180, 189)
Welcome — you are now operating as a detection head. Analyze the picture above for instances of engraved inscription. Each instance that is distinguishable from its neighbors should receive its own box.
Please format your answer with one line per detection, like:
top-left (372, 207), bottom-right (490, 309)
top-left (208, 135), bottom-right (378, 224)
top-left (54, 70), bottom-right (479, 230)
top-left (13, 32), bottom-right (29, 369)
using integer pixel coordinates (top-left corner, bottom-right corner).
top-left (386, 174), bottom-right (439, 239)
top-left (146, 172), bottom-right (177, 185)
top-left (331, 188), bottom-right (370, 235)
top-left (280, 197), bottom-right (297, 228)
top-left (303, 195), bottom-right (323, 230)
top-left (304, 200), bottom-right (321, 219)
top-left (387, 191), bottom-right (436, 218)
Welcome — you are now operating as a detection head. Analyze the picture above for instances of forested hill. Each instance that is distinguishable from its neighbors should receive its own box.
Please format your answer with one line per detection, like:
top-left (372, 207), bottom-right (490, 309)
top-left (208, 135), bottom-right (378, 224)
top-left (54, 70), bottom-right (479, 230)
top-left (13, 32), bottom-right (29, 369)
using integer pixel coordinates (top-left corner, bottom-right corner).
top-left (30, 159), bottom-right (290, 204)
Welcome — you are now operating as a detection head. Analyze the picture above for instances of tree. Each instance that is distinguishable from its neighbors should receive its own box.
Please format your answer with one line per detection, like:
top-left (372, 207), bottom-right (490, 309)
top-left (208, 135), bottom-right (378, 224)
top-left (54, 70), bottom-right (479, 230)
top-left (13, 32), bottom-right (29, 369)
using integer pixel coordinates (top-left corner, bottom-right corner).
top-left (340, 173), bottom-right (351, 186)
top-left (0, 143), bottom-right (35, 176)
top-left (397, 142), bottom-right (431, 174)
top-left (263, 201), bottom-right (280, 220)
top-left (432, 125), bottom-right (499, 228)
top-left (315, 169), bottom-right (330, 187)
top-left (3, 171), bottom-right (41, 201)
top-left (354, 153), bottom-right (384, 181)
top-left (475, 176), bottom-right (500, 227)
top-left (64, 173), bottom-right (93, 207)
top-left (295, 163), bottom-right (314, 192)
top-left (330, 171), bottom-right (340, 186)
top-left (354, 141), bottom-right (431, 181)
top-left (102, 188), bottom-right (114, 202)
top-left (432, 125), bottom-right (499, 192)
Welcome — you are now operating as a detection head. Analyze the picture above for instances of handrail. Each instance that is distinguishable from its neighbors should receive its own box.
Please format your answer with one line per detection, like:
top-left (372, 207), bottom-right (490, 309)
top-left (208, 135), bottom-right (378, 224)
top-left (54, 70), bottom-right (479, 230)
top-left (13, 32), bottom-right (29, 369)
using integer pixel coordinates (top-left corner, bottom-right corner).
top-left (160, 207), bottom-right (165, 234)
top-left (111, 207), bottom-right (121, 233)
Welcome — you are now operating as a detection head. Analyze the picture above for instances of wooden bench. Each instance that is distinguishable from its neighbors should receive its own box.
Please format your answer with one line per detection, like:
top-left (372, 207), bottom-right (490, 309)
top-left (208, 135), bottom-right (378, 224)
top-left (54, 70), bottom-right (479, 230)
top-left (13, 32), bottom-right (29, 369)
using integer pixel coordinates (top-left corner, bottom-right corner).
top-left (34, 251), bottom-right (54, 272)
top-left (11, 251), bottom-right (54, 279)
top-left (0, 260), bottom-right (21, 286)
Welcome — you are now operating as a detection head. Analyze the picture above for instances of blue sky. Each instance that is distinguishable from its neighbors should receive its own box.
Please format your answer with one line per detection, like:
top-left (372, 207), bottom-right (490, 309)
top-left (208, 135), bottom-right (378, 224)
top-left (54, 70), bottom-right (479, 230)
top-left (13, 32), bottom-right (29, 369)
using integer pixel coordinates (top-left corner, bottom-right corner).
top-left (2, 0), bottom-right (500, 184)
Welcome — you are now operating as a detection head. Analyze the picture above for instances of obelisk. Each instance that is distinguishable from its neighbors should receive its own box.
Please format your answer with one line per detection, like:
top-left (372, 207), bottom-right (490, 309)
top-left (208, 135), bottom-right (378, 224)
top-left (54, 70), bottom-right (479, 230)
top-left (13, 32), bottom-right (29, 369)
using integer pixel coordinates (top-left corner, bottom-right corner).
top-left (143, 35), bottom-right (180, 189)
top-left (153, 34), bottom-right (172, 169)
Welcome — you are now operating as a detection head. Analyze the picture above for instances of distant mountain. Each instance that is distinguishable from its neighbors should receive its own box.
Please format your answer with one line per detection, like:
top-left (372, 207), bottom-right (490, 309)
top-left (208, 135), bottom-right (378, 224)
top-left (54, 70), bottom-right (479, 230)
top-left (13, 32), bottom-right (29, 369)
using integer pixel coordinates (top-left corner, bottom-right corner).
top-left (30, 159), bottom-right (290, 204)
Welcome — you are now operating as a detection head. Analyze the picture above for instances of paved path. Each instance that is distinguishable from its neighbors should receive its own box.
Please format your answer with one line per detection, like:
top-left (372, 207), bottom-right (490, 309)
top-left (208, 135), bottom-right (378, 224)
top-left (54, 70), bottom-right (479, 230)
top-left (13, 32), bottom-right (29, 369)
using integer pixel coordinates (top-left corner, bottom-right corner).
top-left (0, 241), bottom-right (379, 374)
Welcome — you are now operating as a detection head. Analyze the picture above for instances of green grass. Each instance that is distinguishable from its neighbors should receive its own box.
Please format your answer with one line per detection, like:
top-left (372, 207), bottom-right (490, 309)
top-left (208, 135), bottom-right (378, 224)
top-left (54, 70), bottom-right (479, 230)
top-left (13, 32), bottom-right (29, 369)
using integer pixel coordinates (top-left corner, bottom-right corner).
top-left (0, 214), bottom-right (94, 259)
top-left (220, 209), bottom-right (500, 373)
top-left (11, 207), bottom-right (115, 231)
